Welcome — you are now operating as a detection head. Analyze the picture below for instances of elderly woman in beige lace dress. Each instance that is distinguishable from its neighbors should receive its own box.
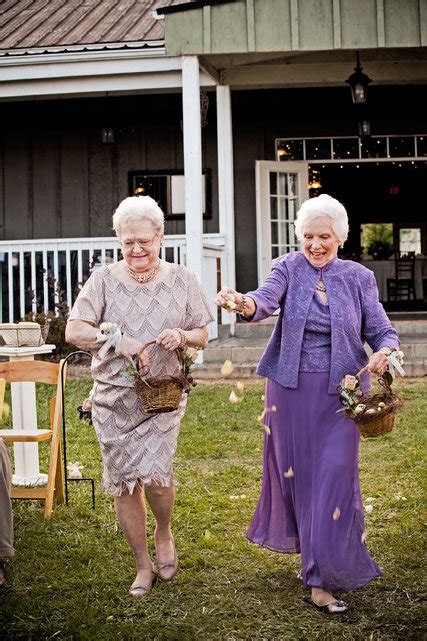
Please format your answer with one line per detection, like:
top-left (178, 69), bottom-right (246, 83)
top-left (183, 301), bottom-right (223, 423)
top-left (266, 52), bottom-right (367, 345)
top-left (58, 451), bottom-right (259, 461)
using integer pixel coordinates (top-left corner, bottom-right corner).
top-left (66, 196), bottom-right (213, 597)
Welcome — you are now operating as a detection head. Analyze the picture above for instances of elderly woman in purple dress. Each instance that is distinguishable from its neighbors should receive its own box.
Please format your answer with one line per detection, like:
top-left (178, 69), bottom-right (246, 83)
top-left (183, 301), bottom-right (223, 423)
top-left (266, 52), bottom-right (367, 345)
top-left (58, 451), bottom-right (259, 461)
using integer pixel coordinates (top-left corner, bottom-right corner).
top-left (216, 194), bottom-right (399, 614)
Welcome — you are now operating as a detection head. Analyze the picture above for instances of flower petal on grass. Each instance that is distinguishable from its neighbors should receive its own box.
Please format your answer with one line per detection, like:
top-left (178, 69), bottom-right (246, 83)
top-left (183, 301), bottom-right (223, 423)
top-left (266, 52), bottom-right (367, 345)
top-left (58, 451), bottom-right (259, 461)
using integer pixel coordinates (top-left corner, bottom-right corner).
top-left (364, 504), bottom-right (374, 513)
top-left (236, 381), bottom-right (245, 394)
top-left (283, 467), bottom-right (294, 478)
top-left (332, 507), bottom-right (341, 520)
top-left (229, 390), bottom-right (242, 404)
top-left (221, 359), bottom-right (234, 377)
top-left (361, 531), bottom-right (368, 544)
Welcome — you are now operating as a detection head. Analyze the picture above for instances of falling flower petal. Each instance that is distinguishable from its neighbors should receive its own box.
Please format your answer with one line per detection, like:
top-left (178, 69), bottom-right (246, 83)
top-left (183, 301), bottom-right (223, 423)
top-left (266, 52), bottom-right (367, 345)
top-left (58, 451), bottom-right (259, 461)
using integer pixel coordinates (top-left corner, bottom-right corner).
top-left (271, 405), bottom-right (277, 412)
top-left (221, 359), bottom-right (234, 377)
top-left (229, 390), bottom-right (242, 404)
top-left (283, 467), bottom-right (294, 478)
top-left (364, 504), bottom-right (374, 513)
top-left (261, 394), bottom-right (265, 401)
top-left (236, 381), bottom-right (245, 394)
top-left (257, 410), bottom-right (266, 422)
top-left (264, 425), bottom-right (271, 435)
top-left (333, 507), bottom-right (341, 520)
top-left (361, 531), bottom-right (368, 544)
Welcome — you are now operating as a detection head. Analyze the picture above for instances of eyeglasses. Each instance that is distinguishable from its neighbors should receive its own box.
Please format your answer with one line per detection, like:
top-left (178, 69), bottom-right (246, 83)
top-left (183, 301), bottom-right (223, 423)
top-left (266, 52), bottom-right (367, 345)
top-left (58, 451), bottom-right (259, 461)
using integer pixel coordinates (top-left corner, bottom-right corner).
top-left (120, 235), bottom-right (158, 250)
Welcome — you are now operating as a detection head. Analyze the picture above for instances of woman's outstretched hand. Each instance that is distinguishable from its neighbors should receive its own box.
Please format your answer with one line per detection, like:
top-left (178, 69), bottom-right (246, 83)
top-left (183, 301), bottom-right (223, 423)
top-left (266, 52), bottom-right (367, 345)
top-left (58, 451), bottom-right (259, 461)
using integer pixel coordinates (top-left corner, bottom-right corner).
top-left (215, 287), bottom-right (244, 312)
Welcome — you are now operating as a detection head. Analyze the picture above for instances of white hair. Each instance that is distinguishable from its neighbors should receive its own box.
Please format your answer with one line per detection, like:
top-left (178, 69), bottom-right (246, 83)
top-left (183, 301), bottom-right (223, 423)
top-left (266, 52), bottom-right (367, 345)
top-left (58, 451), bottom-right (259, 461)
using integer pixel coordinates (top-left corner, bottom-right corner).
top-left (112, 196), bottom-right (164, 236)
top-left (294, 194), bottom-right (349, 243)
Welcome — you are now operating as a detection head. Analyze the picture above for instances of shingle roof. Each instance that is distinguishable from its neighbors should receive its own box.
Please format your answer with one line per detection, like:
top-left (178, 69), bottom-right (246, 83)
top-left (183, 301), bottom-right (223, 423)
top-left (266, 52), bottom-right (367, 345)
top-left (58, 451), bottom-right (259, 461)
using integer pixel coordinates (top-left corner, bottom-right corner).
top-left (0, 0), bottom-right (188, 55)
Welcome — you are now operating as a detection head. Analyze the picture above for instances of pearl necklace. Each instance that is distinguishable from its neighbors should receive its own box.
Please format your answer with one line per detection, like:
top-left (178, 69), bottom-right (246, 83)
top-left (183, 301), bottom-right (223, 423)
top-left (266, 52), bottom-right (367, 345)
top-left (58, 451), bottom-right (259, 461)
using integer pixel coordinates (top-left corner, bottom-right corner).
top-left (315, 281), bottom-right (326, 293)
top-left (126, 260), bottom-right (161, 284)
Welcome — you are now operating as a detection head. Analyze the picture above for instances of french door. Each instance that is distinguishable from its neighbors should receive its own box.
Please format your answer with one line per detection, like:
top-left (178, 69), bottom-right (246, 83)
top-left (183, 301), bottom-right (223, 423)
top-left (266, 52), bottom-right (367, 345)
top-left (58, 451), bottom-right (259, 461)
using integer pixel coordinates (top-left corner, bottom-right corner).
top-left (255, 161), bottom-right (309, 285)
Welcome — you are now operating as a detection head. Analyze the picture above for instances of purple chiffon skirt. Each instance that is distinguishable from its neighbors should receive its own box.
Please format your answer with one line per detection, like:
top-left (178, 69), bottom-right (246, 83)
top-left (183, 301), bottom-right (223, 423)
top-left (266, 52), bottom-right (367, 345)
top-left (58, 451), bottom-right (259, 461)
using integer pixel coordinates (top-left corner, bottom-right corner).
top-left (247, 373), bottom-right (382, 592)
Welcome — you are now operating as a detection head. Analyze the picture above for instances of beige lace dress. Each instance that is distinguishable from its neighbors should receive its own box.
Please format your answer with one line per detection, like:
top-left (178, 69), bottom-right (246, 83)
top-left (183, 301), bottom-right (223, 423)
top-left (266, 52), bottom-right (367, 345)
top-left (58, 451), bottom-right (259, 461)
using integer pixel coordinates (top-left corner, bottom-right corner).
top-left (68, 263), bottom-right (213, 496)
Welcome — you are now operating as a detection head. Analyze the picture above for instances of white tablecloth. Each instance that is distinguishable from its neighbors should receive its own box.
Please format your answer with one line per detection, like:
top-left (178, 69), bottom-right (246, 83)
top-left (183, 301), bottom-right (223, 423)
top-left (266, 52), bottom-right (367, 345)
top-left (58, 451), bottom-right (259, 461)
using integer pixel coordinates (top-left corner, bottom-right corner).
top-left (360, 258), bottom-right (426, 302)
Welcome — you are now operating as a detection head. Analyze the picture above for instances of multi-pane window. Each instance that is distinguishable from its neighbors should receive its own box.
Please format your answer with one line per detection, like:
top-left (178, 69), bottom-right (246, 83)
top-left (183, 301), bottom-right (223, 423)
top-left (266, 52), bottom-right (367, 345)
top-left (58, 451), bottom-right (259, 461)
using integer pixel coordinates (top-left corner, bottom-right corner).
top-left (276, 135), bottom-right (426, 162)
top-left (270, 171), bottom-right (299, 258)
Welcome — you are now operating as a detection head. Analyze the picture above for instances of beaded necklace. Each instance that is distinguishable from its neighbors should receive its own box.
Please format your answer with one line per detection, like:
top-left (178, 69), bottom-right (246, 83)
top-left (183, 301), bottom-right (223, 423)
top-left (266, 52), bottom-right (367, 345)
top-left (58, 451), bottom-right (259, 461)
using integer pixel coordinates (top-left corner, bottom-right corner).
top-left (126, 260), bottom-right (161, 284)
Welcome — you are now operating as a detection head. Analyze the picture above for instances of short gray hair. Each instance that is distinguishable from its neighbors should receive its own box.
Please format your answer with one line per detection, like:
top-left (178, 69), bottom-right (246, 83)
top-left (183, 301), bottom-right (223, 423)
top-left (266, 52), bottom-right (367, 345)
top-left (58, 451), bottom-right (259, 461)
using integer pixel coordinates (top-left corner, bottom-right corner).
top-left (112, 196), bottom-right (164, 236)
top-left (294, 194), bottom-right (349, 243)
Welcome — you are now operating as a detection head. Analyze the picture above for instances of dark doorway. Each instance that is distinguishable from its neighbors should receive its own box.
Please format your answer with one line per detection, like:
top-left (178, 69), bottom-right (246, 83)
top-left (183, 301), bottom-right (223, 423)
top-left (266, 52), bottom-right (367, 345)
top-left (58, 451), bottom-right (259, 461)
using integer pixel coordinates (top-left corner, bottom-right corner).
top-left (308, 161), bottom-right (427, 311)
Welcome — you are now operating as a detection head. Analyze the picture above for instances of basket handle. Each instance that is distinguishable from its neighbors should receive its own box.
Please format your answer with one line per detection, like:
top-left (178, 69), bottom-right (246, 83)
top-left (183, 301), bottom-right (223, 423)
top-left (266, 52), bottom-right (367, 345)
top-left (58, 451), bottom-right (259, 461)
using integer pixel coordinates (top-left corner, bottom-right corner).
top-left (136, 340), bottom-right (182, 374)
top-left (355, 365), bottom-right (369, 378)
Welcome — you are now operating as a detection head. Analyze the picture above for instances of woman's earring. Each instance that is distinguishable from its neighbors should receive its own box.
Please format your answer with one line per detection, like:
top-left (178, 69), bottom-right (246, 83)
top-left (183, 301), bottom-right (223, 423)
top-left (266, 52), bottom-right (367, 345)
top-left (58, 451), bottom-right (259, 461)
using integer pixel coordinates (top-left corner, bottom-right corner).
top-left (340, 243), bottom-right (344, 249)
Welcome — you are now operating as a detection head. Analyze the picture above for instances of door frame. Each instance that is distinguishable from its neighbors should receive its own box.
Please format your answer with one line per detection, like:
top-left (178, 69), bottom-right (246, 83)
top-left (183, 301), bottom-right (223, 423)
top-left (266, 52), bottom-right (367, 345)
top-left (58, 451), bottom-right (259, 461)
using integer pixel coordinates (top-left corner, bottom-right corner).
top-left (255, 160), bottom-right (309, 285)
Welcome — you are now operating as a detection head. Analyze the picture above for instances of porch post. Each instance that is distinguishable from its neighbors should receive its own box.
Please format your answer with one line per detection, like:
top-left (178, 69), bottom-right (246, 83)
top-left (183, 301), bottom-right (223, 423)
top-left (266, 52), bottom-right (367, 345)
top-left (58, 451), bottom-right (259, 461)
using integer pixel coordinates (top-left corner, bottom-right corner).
top-left (181, 55), bottom-right (203, 281)
top-left (216, 85), bottom-right (236, 331)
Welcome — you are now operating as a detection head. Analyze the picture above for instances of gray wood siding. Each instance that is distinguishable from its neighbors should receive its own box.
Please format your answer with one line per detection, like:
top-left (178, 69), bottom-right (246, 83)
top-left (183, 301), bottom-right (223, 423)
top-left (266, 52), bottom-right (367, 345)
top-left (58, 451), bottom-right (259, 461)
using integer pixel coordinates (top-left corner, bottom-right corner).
top-left (165, 0), bottom-right (426, 55)
top-left (0, 95), bottom-right (219, 241)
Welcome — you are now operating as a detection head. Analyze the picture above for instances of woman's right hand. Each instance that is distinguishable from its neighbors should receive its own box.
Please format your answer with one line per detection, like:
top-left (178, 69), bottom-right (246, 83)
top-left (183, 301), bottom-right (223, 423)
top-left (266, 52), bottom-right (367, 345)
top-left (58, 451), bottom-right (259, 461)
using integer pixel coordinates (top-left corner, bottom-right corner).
top-left (120, 335), bottom-right (150, 370)
top-left (215, 287), bottom-right (244, 311)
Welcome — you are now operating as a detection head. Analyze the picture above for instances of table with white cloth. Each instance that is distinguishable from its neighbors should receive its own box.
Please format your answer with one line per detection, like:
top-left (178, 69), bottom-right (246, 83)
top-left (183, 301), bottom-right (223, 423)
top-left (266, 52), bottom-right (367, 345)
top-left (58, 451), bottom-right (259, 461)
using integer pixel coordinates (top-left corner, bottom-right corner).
top-left (360, 258), bottom-right (427, 302)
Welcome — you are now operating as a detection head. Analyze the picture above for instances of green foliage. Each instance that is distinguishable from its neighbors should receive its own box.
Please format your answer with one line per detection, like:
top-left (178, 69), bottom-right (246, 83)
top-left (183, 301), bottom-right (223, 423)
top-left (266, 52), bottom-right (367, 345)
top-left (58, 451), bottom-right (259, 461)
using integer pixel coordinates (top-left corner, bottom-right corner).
top-left (1, 380), bottom-right (425, 640)
top-left (362, 224), bottom-right (394, 260)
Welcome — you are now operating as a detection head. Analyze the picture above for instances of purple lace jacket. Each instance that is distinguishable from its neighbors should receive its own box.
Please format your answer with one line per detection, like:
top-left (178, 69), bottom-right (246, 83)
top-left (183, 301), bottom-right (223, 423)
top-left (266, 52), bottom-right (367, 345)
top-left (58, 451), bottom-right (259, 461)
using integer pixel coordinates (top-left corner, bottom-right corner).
top-left (245, 252), bottom-right (399, 394)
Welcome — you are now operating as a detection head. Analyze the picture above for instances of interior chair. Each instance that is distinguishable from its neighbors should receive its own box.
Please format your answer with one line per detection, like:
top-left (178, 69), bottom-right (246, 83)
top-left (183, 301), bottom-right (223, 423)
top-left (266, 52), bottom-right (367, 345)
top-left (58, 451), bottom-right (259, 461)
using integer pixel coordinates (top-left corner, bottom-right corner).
top-left (0, 359), bottom-right (66, 518)
top-left (386, 251), bottom-right (416, 301)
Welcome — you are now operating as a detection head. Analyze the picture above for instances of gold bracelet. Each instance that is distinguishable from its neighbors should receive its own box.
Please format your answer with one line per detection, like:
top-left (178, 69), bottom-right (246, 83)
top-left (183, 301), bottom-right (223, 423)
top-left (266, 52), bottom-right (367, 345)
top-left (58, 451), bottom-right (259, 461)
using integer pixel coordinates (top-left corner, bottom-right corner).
top-left (175, 327), bottom-right (187, 347)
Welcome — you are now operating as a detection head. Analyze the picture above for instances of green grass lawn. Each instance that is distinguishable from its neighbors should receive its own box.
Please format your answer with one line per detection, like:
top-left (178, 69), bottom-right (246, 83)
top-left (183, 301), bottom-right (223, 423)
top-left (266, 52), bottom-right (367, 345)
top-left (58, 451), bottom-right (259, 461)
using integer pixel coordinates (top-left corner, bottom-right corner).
top-left (1, 378), bottom-right (425, 640)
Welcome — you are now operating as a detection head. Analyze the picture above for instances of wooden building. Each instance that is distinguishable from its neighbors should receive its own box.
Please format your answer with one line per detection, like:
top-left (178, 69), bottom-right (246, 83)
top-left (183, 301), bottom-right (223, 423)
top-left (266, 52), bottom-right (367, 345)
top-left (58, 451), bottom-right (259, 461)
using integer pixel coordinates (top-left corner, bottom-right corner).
top-left (0, 0), bottom-right (426, 329)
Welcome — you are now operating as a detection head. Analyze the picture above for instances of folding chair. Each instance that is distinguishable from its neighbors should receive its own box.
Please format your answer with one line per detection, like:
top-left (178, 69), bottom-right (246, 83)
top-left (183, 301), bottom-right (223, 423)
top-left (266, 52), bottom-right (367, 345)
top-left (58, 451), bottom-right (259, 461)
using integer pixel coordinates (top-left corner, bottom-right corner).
top-left (0, 359), bottom-right (67, 518)
top-left (387, 251), bottom-right (416, 301)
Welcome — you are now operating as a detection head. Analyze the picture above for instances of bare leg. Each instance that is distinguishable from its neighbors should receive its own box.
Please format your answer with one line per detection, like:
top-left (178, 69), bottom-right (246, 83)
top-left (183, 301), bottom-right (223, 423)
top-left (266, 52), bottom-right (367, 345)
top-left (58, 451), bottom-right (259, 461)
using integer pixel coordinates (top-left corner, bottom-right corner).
top-left (114, 489), bottom-right (154, 594)
top-left (145, 483), bottom-right (177, 580)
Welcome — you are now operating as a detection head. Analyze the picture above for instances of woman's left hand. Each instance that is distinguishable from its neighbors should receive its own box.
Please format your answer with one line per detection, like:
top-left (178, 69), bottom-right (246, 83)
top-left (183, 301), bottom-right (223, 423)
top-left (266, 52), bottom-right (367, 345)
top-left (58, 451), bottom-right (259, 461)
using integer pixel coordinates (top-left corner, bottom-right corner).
top-left (156, 329), bottom-right (182, 351)
top-left (367, 351), bottom-right (389, 375)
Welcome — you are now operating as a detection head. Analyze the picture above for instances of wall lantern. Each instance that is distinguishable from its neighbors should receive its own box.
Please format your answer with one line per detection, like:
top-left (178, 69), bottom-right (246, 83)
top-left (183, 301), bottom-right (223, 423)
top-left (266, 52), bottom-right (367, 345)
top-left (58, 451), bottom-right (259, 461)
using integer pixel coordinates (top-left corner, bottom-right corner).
top-left (358, 119), bottom-right (371, 137)
top-left (346, 52), bottom-right (371, 104)
top-left (101, 127), bottom-right (114, 144)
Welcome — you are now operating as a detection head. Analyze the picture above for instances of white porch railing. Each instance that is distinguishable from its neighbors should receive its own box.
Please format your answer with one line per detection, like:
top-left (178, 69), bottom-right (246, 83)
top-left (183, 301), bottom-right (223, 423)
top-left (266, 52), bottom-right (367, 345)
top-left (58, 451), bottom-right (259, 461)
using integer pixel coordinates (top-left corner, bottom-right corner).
top-left (0, 234), bottom-right (225, 340)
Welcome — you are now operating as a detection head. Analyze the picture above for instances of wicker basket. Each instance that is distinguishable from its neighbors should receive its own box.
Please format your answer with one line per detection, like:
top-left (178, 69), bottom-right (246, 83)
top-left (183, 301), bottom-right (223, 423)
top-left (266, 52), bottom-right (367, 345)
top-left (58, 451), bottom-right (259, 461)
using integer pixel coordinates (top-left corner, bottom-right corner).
top-left (134, 341), bottom-right (191, 414)
top-left (0, 320), bottom-right (51, 347)
top-left (351, 367), bottom-right (403, 438)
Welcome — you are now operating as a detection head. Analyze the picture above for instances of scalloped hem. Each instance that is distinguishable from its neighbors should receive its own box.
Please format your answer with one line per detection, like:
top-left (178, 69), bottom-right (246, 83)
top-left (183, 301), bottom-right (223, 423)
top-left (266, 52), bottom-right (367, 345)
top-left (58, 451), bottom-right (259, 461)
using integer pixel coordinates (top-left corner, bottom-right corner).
top-left (103, 474), bottom-right (177, 497)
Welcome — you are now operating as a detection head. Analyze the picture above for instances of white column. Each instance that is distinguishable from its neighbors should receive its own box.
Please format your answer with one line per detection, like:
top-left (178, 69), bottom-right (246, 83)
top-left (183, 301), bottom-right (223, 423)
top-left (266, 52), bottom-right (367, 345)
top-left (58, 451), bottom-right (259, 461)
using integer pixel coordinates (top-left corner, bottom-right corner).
top-left (182, 55), bottom-right (203, 281)
top-left (217, 85), bottom-right (236, 331)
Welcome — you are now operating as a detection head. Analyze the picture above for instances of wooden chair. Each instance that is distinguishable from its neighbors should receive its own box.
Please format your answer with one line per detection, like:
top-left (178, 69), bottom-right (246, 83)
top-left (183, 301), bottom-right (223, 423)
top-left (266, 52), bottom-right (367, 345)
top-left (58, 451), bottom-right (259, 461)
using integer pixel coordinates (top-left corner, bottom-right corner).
top-left (386, 251), bottom-right (416, 301)
top-left (0, 359), bottom-right (67, 518)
